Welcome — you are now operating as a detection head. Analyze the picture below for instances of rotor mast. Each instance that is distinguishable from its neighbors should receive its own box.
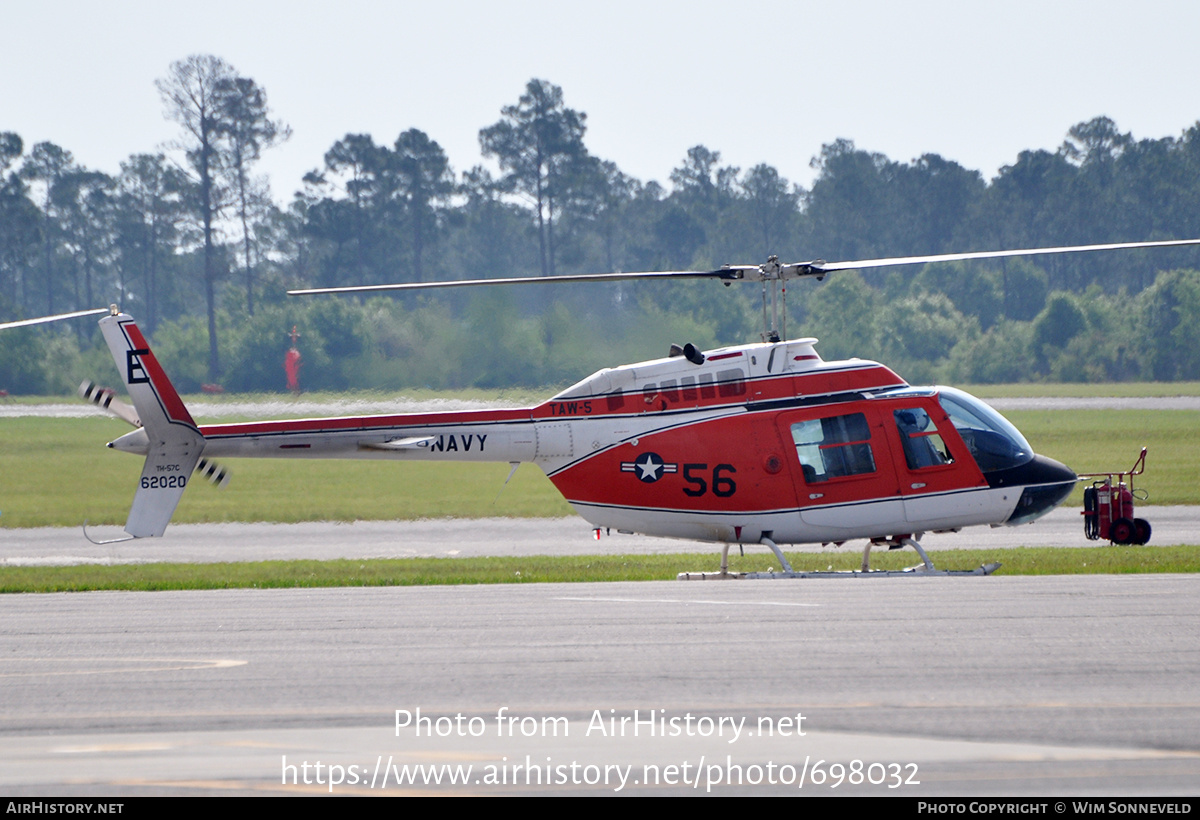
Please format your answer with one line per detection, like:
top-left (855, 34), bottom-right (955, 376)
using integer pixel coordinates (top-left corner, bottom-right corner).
top-left (741, 256), bottom-right (830, 342)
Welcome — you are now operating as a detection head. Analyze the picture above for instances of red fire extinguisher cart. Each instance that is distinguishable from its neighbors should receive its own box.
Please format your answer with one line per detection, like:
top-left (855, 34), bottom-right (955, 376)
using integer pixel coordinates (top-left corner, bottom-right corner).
top-left (1080, 448), bottom-right (1151, 545)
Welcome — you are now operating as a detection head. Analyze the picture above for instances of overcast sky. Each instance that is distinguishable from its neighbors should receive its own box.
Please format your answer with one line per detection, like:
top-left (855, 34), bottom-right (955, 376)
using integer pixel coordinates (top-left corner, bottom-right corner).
top-left (6, 0), bottom-right (1200, 203)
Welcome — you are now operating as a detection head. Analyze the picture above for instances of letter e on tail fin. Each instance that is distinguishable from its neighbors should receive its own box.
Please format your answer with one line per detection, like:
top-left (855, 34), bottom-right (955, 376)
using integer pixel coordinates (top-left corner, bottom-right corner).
top-left (100, 314), bottom-right (198, 434)
top-left (99, 313), bottom-right (205, 537)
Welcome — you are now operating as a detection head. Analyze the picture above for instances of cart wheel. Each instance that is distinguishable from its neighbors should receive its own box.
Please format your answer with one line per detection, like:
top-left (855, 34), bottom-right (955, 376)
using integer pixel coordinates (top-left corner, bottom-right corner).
top-left (1133, 518), bottom-right (1152, 545)
top-left (1109, 517), bottom-right (1136, 545)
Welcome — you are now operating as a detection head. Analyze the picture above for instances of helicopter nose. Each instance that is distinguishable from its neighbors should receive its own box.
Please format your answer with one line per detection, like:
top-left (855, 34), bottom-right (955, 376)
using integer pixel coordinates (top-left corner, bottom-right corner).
top-left (996, 454), bottom-right (1077, 525)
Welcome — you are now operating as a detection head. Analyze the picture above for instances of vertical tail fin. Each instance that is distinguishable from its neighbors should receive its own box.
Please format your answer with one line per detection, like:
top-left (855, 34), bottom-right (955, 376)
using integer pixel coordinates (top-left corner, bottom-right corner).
top-left (99, 312), bottom-right (205, 537)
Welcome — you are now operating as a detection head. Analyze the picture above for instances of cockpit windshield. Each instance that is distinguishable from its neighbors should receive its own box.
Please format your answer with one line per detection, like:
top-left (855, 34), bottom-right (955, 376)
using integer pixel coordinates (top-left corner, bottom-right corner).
top-left (934, 386), bottom-right (1033, 473)
top-left (876, 386), bottom-right (1034, 473)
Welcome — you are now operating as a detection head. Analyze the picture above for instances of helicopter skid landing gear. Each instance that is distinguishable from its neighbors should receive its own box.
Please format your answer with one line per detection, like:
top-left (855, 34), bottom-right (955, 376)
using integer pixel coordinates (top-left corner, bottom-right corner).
top-left (681, 536), bottom-right (794, 580)
top-left (677, 535), bottom-right (1001, 579)
top-left (863, 536), bottom-right (932, 572)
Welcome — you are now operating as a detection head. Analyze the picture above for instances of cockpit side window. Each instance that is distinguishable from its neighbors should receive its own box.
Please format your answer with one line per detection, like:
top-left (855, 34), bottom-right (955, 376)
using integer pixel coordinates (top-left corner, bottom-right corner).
top-left (791, 412), bottom-right (876, 483)
top-left (894, 408), bottom-right (952, 469)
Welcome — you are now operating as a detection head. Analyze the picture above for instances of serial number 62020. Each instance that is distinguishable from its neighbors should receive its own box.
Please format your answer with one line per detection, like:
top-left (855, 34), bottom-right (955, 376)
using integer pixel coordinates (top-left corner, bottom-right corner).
top-left (141, 474), bottom-right (187, 489)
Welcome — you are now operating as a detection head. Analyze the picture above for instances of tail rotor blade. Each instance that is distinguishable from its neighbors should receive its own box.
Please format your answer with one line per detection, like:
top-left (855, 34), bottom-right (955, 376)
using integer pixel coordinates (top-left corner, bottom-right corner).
top-left (79, 380), bottom-right (141, 427)
top-left (195, 458), bottom-right (230, 488)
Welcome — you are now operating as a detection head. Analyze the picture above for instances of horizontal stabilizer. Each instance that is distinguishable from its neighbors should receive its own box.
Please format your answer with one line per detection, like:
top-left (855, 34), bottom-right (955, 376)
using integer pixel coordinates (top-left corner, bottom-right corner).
top-left (360, 436), bottom-right (437, 451)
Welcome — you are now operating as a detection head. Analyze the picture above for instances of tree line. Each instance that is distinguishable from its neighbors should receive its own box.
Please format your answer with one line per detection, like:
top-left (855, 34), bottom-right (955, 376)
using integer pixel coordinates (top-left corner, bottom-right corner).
top-left (4, 56), bottom-right (1200, 394)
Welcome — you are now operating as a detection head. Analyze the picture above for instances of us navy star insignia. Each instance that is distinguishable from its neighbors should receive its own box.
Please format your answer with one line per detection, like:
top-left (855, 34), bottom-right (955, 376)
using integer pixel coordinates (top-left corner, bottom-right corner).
top-left (620, 452), bottom-right (678, 483)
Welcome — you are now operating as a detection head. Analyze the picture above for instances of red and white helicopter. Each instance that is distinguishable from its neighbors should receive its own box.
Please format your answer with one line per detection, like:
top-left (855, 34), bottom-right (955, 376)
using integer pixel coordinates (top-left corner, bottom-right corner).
top-left (12, 238), bottom-right (1198, 577)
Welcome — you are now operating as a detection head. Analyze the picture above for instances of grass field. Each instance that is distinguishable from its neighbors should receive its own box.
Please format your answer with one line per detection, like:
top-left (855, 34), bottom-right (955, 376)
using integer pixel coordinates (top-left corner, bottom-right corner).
top-left (1004, 409), bottom-right (1199, 507)
top-left (0, 417), bottom-right (572, 528)
top-left (2, 385), bottom-right (552, 407)
top-left (2, 545), bottom-right (1199, 593)
top-left (962, 382), bottom-right (1200, 398)
top-left (1, 405), bottom-right (1195, 528)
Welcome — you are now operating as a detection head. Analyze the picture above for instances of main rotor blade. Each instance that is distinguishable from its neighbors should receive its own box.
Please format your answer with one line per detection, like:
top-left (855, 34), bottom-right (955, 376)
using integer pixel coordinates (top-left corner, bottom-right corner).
top-left (812, 238), bottom-right (1200, 274)
top-left (288, 237), bottom-right (1200, 296)
top-left (0, 307), bottom-right (108, 330)
top-left (289, 268), bottom-right (742, 295)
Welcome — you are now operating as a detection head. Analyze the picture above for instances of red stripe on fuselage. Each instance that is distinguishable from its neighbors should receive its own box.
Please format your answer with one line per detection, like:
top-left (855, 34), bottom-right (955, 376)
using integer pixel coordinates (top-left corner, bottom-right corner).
top-left (199, 407), bottom-right (533, 438)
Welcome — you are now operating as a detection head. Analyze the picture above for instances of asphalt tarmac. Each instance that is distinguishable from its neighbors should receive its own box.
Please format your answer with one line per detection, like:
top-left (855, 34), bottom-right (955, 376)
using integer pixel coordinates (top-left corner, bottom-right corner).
top-left (3, 506), bottom-right (1198, 566)
top-left (2, 507), bottom-right (1198, 796)
top-left (0, 575), bottom-right (1197, 795)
